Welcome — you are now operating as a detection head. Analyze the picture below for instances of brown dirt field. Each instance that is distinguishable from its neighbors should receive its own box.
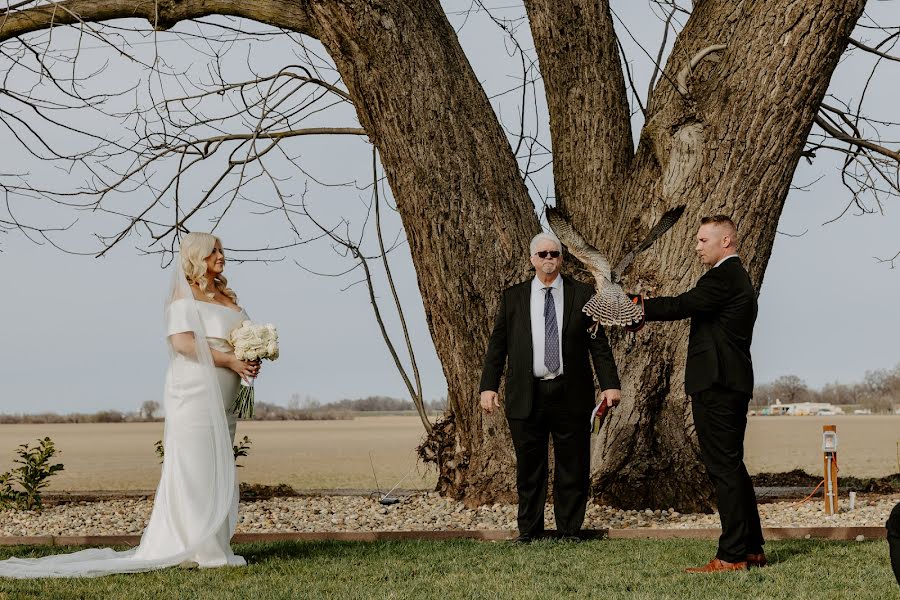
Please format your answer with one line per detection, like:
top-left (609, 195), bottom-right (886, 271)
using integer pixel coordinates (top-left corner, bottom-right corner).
top-left (0, 416), bottom-right (436, 492)
top-left (744, 415), bottom-right (900, 478)
top-left (1, 415), bottom-right (897, 491)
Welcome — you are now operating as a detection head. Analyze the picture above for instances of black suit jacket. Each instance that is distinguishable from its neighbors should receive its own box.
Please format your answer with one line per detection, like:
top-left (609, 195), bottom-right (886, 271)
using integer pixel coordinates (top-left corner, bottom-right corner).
top-left (479, 275), bottom-right (621, 420)
top-left (643, 257), bottom-right (757, 396)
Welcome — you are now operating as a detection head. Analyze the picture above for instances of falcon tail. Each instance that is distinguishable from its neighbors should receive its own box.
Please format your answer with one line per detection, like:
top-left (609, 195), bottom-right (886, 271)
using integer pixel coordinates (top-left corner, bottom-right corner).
top-left (582, 283), bottom-right (644, 328)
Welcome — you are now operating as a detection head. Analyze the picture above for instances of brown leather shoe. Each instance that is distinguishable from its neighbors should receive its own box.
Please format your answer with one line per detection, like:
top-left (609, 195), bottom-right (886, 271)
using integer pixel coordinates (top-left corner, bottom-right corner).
top-left (684, 558), bottom-right (748, 573)
top-left (746, 553), bottom-right (767, 568)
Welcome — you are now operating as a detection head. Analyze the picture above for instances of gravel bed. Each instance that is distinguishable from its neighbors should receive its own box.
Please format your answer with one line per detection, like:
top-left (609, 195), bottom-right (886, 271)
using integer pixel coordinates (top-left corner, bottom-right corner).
top-left (0, 493), bottom-right (896, 537)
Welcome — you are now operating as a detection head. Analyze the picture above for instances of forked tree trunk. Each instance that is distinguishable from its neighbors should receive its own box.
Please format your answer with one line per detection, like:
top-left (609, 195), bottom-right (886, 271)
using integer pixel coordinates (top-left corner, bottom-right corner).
top-left (574, 1), bottom-right (866, 509)
top-left (309, 0), bottom-right (539, 502)
top-left (0, 0), bottom-right (868, 509)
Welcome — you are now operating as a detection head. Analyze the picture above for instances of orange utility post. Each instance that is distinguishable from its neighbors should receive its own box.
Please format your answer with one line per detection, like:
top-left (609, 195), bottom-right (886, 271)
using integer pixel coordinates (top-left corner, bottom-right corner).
top-left (822, 425), bottom-right (839, 515)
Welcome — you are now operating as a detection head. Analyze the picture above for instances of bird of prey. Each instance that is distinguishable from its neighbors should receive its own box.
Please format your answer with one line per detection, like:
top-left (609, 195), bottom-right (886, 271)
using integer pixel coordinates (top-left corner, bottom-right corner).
top-left (546, 205), bottom-right (685, 333)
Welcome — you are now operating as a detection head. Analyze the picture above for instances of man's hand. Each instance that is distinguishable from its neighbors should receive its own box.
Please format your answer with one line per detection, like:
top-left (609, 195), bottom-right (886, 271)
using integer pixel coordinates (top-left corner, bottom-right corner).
top-left (600, 388), bottom-right (622, 407)
top-left (480, 390), bottom-right (501, 414)
top-left (624, 294), bottom-right (645, 332)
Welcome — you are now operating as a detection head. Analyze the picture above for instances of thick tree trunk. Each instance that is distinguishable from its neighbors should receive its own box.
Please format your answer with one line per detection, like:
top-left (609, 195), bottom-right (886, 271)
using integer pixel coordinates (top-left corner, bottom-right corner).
top-left (307, 0), bottom-right (539, 503)
top-left (523, 0), bottom-right (633, 234)
top-left (584, 0), bottom-right (866, 510)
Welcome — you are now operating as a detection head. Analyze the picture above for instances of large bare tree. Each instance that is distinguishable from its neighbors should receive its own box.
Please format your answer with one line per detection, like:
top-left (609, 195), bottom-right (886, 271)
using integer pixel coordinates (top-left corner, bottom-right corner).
top-left (2, 0), bottom-right (898, 510)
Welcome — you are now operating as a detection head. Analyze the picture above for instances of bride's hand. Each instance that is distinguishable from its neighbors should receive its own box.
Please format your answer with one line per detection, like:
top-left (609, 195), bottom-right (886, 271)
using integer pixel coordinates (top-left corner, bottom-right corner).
top-left (230, 357), bottom-right (261, 382)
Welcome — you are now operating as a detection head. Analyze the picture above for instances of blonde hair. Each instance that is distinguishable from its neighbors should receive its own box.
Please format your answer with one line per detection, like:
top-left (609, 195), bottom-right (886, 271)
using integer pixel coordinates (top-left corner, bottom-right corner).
top-left (179, 232), bottom-right (238, 303)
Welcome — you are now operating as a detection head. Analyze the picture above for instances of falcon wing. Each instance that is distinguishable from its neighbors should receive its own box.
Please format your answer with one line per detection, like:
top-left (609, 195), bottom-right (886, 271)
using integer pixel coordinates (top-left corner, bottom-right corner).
top-left (611, 205), bottom-right (686, 282)
top-left (545, 207), bottom-right (612, 283)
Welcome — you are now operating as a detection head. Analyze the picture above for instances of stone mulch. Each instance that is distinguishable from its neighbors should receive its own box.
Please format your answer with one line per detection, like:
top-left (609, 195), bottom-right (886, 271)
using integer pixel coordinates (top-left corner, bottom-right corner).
top-left (0, 492), bottom-right (896, 538)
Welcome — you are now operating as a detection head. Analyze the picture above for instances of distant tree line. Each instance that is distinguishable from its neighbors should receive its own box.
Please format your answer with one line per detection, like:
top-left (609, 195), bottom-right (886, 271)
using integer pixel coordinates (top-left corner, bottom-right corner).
top-left (295, 395), bottom-right (448, 413)
top-left (0, 396), bottom-right (449, 424)
top-left (754, 362), bottom-right (900, 413)
top-left (0, 400), bottom-right (166, 424)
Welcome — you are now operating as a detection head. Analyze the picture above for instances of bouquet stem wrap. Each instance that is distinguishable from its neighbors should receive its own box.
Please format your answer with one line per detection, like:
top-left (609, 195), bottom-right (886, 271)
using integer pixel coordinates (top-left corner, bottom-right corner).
top-left (231, 378), bottom-right (256, 418)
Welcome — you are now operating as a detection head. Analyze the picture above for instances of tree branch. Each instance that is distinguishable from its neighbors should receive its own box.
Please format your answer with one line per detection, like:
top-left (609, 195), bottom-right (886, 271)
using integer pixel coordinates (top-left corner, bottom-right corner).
top-left (814, 114), bottom-right (900, 162)
top-left (647, 1), bottom-right (677, 100)
top-left (848, 36), bottom-right (900, 63)
top-left (676, 43), bottom-right (726, 96)
top-left (372, 147), bottom-right (431, 434)
top-left (188, 126), bottom-right (365, 146)
top-left (0, 0), bottom-right (317, 43)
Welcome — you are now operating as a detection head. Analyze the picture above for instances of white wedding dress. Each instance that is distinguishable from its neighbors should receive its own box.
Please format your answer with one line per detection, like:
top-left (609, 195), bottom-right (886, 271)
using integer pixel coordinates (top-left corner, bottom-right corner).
top-left (0, 267), bottom-right (248, 578)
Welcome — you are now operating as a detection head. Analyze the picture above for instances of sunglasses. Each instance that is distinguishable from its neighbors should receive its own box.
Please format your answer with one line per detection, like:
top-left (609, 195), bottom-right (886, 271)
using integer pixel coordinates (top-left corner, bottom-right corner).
top-left (535, 250), bottom-right (561, 259)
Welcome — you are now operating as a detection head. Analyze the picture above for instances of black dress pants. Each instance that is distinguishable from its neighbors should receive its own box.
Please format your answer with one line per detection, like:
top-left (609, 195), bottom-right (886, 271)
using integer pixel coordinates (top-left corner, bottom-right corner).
top-left (887, 501), bottom-right (900, 585)
top-left (507, 377), bottom-right (591, 538)
top-left (691, 386), bottom-right (764, 563)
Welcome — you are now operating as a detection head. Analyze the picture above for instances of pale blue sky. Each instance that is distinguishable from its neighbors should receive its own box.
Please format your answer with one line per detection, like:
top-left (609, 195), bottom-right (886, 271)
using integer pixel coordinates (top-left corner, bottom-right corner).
top-left (1, 2), bottom-right (898, 413)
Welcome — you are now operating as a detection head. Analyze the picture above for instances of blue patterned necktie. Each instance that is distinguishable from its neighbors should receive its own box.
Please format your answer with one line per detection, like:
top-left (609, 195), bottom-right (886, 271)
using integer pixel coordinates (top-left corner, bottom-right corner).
top-left (544, 287), bottom-right (560, 373)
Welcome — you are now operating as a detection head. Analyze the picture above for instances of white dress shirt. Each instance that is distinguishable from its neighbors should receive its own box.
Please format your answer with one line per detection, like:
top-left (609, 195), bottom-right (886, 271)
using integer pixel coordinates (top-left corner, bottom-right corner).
top-left (714, 254), bottom-right (739, 268)
top-left (531, 275), bottom-right (564, 378)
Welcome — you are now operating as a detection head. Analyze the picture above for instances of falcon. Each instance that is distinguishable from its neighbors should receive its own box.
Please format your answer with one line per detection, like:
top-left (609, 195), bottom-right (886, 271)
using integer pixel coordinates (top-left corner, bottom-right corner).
top-left (546, 205), bottom-right (685, 335)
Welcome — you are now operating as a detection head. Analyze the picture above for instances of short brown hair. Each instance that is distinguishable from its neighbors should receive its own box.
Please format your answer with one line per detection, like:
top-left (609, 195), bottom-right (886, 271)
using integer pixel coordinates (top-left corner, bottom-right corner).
top-left (700, 215), bottom-right (736, 231)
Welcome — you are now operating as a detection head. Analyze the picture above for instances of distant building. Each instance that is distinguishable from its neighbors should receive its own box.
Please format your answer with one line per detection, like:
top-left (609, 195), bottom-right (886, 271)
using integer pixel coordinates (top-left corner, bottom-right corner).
top-left (760, 400), bottom-right (845, 416)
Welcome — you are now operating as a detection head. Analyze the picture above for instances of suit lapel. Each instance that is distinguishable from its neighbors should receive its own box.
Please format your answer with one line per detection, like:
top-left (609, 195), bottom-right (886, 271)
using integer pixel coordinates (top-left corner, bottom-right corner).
top-left (561, 275), bottom-right (574, 337)
top-left (520, 281), bottom-right (532, 352)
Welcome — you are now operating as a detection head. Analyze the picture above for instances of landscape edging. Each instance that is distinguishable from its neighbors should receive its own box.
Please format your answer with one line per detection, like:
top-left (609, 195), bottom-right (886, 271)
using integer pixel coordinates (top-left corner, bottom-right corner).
top-left (0, 527), bottom-right (887, 546)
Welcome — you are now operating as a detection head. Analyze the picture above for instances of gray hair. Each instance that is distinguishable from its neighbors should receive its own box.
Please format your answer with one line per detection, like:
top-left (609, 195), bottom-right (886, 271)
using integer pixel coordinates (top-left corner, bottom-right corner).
top-left (529, 232), bottom-right (562, 255)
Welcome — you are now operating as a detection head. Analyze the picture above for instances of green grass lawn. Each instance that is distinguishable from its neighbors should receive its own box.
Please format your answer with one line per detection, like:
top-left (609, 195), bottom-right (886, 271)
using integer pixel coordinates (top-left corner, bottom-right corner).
top-left (0, 538), bottom-right (896, 600)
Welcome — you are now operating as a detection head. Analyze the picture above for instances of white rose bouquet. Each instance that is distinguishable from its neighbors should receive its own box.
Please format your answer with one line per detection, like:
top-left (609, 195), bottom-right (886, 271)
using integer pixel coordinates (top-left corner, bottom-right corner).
top-left (229, 321), bottom-right (279, 418)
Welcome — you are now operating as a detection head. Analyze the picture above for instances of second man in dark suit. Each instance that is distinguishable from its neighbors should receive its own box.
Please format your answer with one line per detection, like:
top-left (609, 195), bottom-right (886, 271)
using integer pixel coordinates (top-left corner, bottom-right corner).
top-left (638, 215), bottom-right (764, 572)
top-left (479, 232), bottom-right (621, 541)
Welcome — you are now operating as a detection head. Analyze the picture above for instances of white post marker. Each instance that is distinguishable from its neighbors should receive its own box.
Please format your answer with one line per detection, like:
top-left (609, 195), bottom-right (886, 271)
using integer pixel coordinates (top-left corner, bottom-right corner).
top-left (822, 425), bottom-right (839, 515)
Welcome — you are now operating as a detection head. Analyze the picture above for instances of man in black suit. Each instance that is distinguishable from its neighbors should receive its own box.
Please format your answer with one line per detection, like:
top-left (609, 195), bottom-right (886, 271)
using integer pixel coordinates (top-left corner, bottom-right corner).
top-left (479, 231), bottom-right (621, 542)
top-left (888, 502), bottom-right (900, 584)
top-left (638, 215), bottom-right (764, 572)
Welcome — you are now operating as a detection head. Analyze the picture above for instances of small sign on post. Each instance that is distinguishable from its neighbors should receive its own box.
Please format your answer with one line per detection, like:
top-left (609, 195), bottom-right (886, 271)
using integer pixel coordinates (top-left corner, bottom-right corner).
top-left (822, 425), bottom-right (839, 515)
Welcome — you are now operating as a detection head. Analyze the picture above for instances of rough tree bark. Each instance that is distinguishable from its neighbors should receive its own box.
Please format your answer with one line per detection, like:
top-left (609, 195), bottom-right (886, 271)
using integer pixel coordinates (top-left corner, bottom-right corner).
top-left (306, 1), bottom-right (538, 503)
top-left (0, 0), bottom-right (870, 510)
top-left (522, 0), bottom-right (634, 231)
top-left (529, 0), bottom-right (867, 509)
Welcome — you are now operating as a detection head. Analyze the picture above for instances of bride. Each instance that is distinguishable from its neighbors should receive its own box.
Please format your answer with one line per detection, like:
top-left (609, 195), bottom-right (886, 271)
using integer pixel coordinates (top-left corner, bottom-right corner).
top-left (0, 233), bottom-right (260, 578)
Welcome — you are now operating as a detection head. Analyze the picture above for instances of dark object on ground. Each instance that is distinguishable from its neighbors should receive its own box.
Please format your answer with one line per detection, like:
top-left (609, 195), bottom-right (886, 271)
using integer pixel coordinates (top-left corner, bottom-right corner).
top-left (752, 469), bottom-right (900, 493)
top-left (239, 482), bottom-right (298, 500)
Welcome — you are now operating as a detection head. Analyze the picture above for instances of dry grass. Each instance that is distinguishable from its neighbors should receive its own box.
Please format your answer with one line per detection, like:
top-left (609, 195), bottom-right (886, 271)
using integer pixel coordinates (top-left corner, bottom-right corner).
top-left (0, 415), bottom-right (898, 492)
